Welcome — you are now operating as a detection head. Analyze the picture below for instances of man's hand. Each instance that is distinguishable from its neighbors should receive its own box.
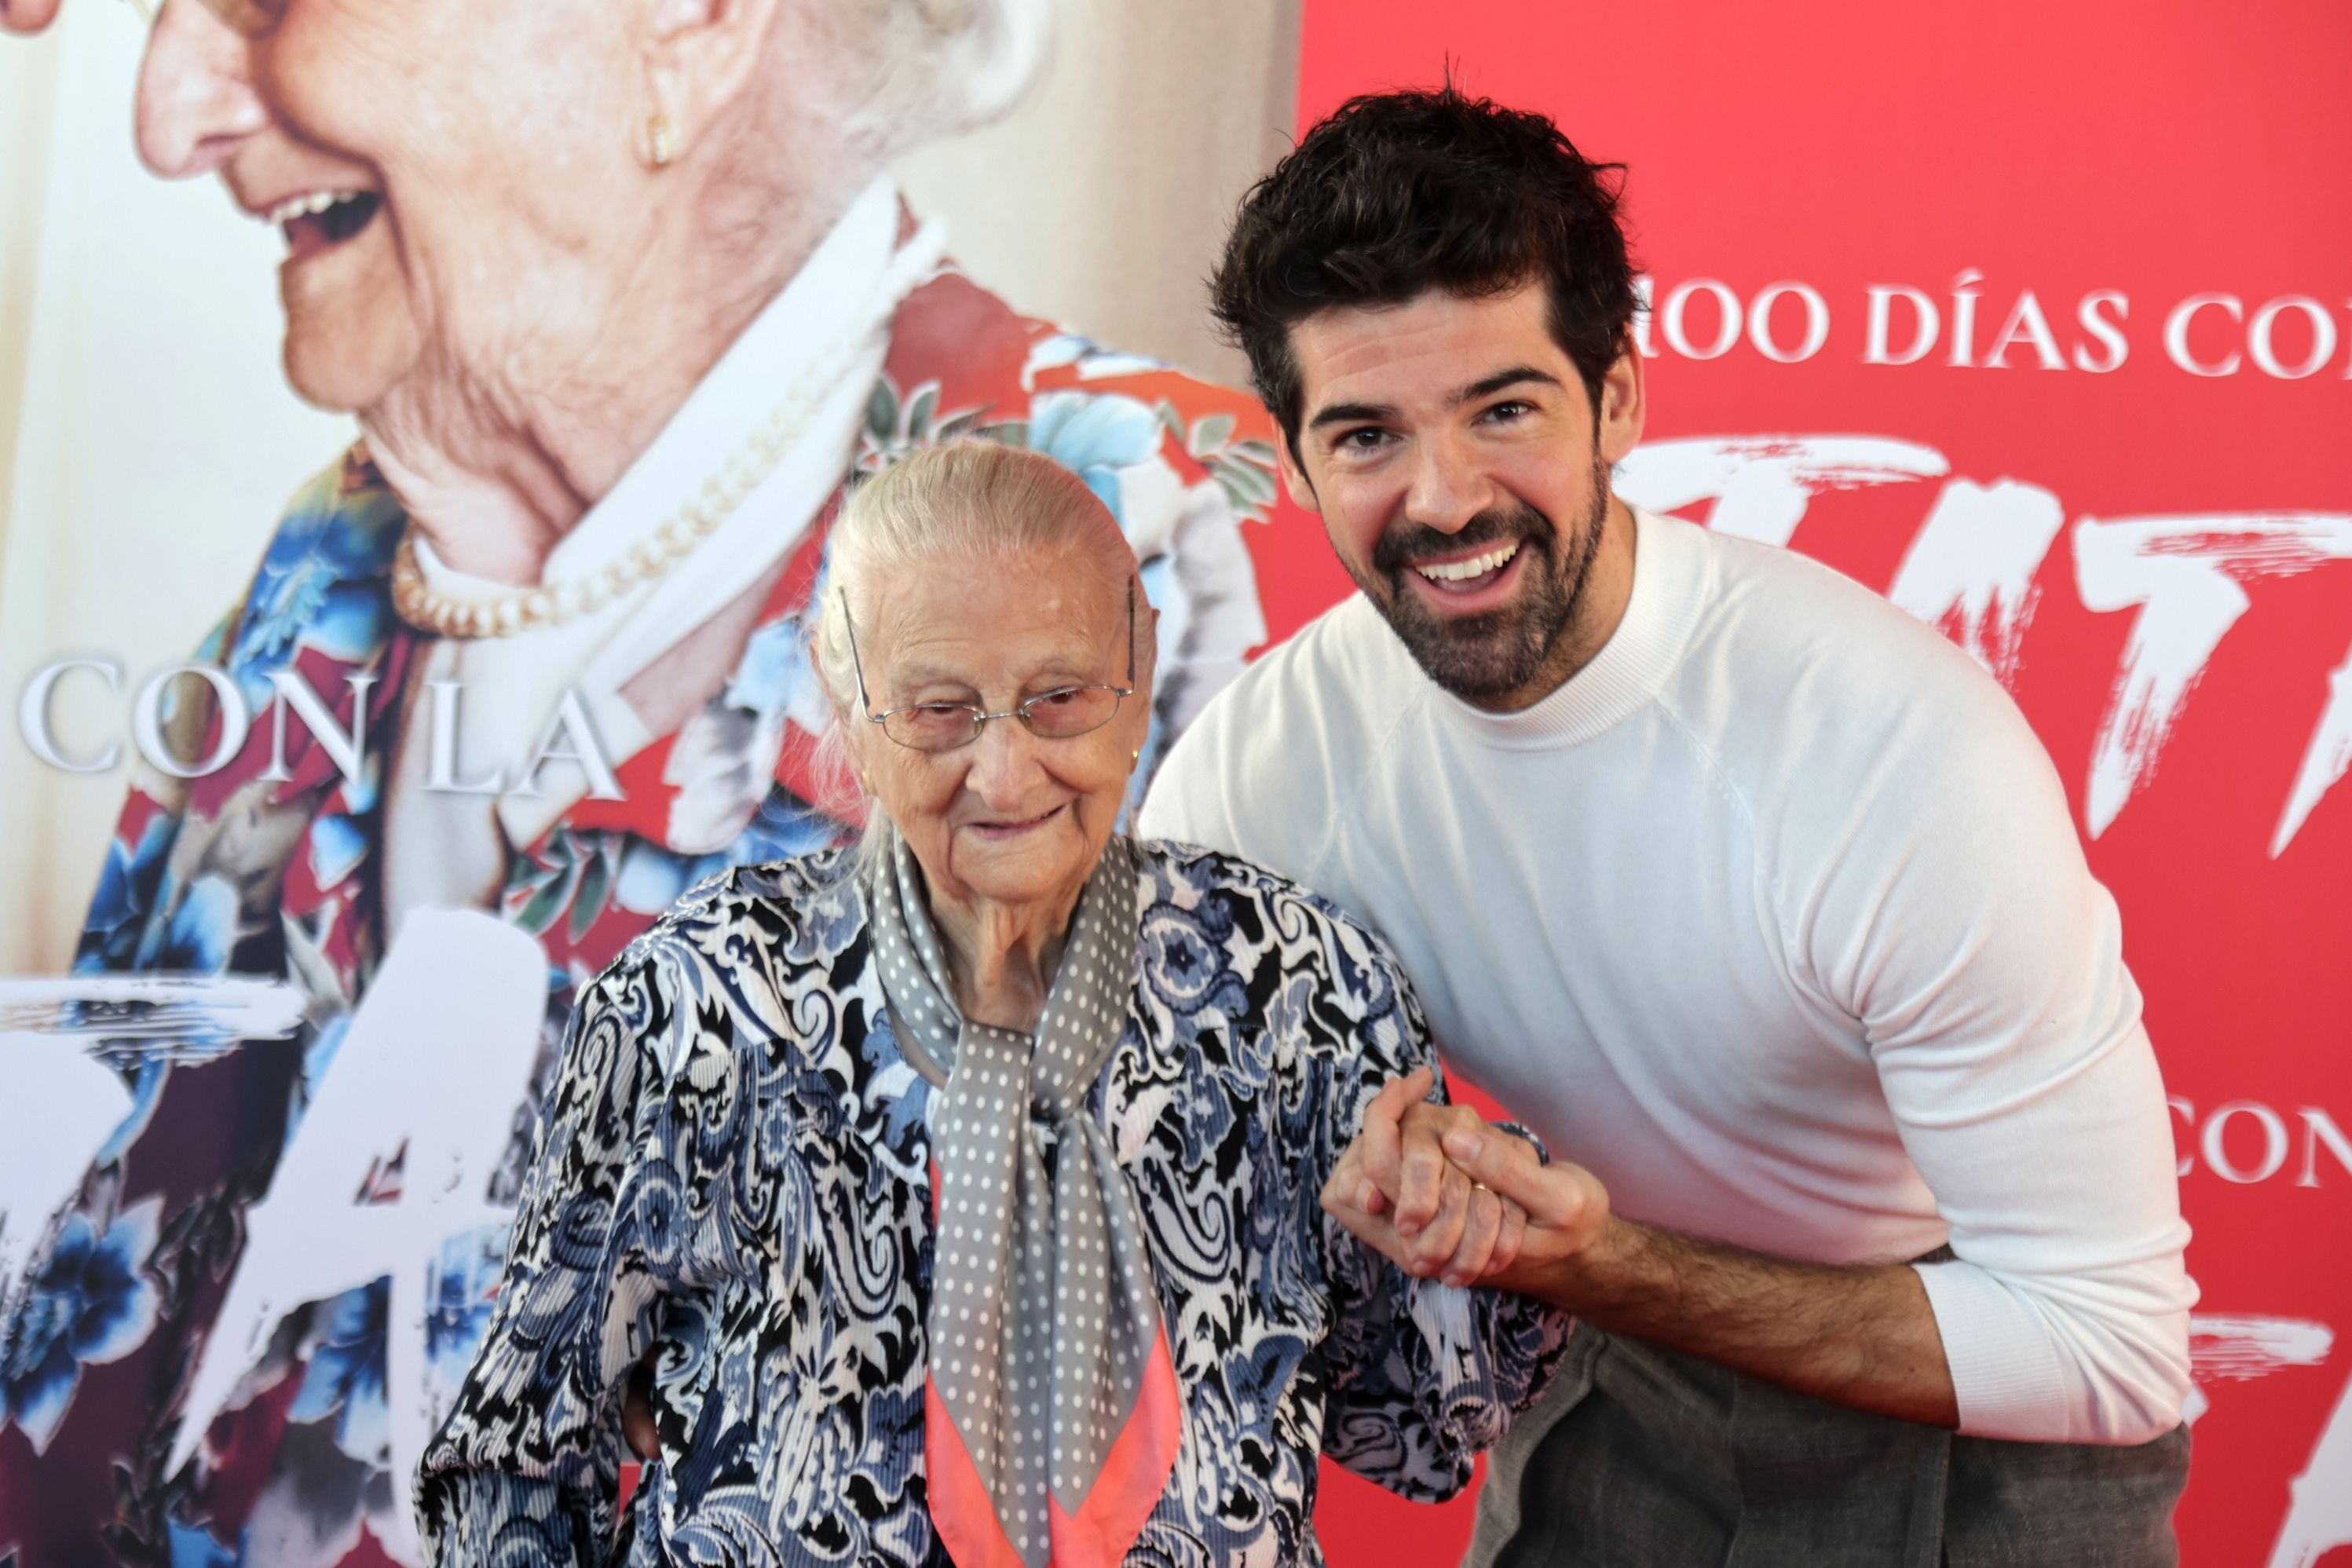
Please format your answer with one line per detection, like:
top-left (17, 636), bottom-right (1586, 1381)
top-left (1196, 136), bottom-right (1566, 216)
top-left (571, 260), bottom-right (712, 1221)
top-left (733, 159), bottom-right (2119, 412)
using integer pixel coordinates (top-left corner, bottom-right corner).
top-left (1322, 1075), bottom-right (1959, 1427)
top-left (1320, 1067), bottom-right (1613, 1290)
top-left (1425, 1114), bottom-right (1615, 1293)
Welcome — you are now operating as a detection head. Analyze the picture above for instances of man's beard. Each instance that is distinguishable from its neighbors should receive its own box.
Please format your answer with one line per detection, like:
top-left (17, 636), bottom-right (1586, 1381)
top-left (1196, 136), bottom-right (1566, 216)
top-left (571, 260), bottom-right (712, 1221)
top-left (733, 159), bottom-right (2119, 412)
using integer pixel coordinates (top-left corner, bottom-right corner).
top-left (1351, 455), bottom-right (1610, 703)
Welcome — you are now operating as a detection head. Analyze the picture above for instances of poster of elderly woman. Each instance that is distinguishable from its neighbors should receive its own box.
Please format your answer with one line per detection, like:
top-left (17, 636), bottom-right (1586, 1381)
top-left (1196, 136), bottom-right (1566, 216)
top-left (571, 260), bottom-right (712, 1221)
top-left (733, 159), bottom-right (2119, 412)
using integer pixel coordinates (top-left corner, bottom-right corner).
top-left (0, 0), bottom-right (1309, 1562)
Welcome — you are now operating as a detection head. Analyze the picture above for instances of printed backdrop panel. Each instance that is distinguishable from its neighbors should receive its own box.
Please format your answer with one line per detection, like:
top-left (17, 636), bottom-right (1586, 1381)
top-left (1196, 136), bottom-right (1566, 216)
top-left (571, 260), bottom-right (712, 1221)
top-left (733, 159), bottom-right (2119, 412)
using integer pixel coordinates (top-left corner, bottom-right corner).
top-left (1291, 2), bottom-right (2352, 1566)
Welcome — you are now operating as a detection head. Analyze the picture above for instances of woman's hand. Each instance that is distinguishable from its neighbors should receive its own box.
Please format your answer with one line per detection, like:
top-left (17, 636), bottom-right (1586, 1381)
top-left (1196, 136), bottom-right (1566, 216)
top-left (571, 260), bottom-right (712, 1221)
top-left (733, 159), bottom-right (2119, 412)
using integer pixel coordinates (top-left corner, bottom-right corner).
top-left (1321, 1069), bottom-right (1521, 1287)
top-left (1321, 1068), bottom-right (1613, 1292)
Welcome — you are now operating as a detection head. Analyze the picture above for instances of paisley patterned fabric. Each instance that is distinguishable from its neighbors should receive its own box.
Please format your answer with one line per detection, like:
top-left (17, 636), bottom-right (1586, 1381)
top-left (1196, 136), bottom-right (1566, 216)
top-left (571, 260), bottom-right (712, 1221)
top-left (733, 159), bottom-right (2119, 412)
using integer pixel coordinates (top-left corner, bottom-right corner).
top-left (414, 841), bottom-right (1572, 1566)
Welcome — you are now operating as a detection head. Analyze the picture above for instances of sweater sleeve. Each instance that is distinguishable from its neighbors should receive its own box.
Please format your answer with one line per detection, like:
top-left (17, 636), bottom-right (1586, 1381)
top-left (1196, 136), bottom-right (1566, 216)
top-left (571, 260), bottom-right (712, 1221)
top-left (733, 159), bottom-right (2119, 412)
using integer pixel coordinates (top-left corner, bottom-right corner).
top-left (1787, 666), bottom-right (2195, 1446)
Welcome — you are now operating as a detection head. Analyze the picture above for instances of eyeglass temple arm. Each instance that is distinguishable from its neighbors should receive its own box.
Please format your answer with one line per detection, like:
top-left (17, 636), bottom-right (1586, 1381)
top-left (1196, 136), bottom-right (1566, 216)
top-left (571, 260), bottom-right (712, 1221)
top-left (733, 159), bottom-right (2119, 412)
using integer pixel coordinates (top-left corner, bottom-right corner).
top-left (840, 591), bottom-right (877, 716)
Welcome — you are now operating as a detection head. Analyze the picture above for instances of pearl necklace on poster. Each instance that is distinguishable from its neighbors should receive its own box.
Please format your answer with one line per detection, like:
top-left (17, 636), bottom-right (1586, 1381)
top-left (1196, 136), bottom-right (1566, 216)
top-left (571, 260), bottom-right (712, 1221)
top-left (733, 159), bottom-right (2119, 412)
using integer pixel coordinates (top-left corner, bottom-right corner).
top-left (390, 223), bottom-right (947, 641)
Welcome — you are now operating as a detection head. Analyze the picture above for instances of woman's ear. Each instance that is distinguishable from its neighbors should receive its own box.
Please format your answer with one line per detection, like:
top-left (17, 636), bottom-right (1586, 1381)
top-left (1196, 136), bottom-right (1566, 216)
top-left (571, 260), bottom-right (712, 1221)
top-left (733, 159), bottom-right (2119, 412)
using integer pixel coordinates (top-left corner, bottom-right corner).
top-left (1117, 584), bottom-right (1159, 761)
top-left (1136, 595), bottom-right (1162, 692)
top-left (828, 693), bottom-right (875, 793)
top-left (638, 0), bottom-right (787, 165)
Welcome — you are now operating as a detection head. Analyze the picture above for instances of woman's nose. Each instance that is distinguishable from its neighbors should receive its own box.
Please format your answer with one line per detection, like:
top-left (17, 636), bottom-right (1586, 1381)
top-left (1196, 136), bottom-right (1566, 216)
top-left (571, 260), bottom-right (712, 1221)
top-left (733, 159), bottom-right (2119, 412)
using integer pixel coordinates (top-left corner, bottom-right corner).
top-left (136, 0), bottom-right (269, 180)
top-left (964, 715), bottom-right (1046, 804)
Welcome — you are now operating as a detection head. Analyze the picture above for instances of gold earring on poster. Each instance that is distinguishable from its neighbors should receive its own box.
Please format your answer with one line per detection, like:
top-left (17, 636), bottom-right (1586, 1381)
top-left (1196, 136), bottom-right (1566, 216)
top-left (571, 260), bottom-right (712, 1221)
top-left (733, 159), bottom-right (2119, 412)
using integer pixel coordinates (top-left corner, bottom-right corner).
top-left (646, 113), bottom-right (677, 169)
top-left (1130, 748), bottom-right (1141, 769)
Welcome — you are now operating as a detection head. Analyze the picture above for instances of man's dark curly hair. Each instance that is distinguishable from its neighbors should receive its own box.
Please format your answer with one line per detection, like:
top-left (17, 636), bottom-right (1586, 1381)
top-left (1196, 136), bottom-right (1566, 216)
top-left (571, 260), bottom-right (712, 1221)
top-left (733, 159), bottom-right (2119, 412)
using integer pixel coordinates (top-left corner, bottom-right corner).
top-left (1212, 85), bottom-right (1638, 453)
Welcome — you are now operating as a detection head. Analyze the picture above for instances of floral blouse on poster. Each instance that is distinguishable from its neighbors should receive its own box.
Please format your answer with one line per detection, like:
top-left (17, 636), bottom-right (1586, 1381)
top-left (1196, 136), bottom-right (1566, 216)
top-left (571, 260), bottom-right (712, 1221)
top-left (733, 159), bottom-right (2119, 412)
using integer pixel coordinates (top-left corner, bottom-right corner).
top-left (414, 842), bottom-right (1571, 1566)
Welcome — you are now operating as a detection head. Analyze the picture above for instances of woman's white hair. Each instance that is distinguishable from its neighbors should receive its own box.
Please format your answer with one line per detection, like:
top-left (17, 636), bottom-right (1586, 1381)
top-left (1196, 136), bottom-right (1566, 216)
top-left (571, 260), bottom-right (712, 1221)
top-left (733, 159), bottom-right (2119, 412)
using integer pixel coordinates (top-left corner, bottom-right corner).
top-left (810, 439), bottom-right (1142, 877)
top-left (833, 0), bottom-right (1059, 163)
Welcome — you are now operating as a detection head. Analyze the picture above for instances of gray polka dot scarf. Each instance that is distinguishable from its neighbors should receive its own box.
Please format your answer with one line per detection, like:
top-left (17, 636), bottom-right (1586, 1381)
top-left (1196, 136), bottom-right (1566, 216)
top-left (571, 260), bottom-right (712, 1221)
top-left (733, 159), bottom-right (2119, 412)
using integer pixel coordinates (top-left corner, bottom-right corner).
top-left (865, 829), bottom-right (1180, 1567)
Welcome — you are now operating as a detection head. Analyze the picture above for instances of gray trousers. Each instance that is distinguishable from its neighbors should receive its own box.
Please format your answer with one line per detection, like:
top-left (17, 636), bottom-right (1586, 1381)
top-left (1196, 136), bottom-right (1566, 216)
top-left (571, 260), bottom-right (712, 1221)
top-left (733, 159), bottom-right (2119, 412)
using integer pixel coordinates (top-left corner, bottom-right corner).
top-left (1468, 1326), bottom-right (2190, 1568)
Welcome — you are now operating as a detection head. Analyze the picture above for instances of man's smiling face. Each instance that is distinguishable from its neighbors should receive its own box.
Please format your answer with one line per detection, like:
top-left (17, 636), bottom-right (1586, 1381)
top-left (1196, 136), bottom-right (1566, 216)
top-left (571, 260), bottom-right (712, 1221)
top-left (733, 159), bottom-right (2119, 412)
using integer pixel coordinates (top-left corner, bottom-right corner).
top-left (1280, 281), bottom-right (1637, 711)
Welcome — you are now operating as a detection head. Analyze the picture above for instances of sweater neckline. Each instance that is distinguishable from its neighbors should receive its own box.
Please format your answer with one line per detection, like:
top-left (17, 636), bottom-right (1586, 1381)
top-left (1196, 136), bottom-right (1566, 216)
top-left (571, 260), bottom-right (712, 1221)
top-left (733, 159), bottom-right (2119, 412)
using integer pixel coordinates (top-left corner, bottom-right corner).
top-left (1425, 506), bottom-right (1706, 749)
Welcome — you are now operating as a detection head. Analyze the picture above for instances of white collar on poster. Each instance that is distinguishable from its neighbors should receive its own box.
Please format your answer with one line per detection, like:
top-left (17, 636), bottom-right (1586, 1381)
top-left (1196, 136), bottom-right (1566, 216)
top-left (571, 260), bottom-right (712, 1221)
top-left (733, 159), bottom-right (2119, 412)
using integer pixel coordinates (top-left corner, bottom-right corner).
top-left (391, 177), bottom-right (944, 853)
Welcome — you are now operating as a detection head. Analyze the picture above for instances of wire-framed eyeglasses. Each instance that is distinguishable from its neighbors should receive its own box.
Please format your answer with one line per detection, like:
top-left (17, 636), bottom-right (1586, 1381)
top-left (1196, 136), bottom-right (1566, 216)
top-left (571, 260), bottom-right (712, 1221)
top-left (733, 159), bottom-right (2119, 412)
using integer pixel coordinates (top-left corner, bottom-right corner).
top-left (843, 580), bottom-right (1136, 753)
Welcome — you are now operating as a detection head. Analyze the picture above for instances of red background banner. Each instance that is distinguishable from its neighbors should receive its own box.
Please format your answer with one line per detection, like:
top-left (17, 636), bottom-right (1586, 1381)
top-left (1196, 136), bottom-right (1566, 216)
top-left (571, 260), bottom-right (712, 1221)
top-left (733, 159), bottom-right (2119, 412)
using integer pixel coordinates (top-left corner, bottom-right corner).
top-left (1282, 3), bottom-right (2352, 1563)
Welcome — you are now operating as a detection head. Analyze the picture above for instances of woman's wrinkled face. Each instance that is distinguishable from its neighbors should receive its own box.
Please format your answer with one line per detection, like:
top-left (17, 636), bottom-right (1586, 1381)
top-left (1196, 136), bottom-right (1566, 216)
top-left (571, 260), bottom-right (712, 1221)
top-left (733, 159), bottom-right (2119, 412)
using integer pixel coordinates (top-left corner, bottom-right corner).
top-left (134, 0), bottom-right (646, 411)
top-left (844, 549), bottom-right (1150, 919)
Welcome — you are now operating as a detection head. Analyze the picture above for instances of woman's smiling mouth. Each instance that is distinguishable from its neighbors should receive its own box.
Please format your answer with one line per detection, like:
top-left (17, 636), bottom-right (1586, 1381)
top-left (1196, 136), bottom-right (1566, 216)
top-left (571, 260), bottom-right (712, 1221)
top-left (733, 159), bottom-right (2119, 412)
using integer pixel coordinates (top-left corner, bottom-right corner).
top-left (262, 189), bottom-right (382, 261)
top-left (963, 804), bottom-right (1069, 842)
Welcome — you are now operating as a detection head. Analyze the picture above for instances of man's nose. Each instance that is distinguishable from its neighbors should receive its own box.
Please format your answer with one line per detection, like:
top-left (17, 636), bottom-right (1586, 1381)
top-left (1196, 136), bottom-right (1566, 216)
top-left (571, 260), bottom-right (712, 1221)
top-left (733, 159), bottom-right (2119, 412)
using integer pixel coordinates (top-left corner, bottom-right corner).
top-left (1402, 432), bottom-right (1491, 534)
top-left (137, 0), bottom-right (269, 180)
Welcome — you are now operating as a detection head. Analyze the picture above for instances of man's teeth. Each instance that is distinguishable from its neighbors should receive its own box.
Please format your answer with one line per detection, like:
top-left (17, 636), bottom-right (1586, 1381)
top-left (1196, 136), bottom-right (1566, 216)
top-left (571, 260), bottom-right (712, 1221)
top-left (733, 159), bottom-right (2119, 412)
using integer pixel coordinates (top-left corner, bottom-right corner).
top-left (265, 190), bottom-right (364, 227)
top-left (1414, 543), bottom-right (1520, 583)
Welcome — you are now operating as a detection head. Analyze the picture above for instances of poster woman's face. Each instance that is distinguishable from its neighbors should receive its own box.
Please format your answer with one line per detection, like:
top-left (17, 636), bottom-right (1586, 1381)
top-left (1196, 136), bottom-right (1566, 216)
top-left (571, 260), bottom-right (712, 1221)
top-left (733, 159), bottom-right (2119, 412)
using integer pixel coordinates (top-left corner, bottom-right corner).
top-left (134, 0), bottom-right (650, 415)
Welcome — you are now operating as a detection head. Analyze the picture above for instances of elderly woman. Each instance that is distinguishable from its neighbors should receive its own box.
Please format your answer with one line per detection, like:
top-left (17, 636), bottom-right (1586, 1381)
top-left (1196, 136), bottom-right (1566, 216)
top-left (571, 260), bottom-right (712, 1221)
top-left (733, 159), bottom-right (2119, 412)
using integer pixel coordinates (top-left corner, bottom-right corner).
top-left (0, 0), bottom-right (1275, 1562)
top-left (413, 442), bottom-right (1567, 1565)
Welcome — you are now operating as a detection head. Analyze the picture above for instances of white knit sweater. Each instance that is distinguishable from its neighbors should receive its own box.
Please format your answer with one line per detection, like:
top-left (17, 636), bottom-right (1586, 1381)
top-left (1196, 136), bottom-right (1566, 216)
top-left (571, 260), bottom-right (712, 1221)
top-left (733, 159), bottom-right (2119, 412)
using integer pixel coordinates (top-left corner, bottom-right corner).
top-left (1140, 506), bottom-right (2194, 1444)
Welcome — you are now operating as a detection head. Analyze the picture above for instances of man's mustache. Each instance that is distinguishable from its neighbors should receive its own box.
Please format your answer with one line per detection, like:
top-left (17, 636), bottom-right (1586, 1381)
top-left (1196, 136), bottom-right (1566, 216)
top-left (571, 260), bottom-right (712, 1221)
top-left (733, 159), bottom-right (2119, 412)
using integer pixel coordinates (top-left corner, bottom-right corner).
top-left (1372, 505), bottom-right (1556, 576)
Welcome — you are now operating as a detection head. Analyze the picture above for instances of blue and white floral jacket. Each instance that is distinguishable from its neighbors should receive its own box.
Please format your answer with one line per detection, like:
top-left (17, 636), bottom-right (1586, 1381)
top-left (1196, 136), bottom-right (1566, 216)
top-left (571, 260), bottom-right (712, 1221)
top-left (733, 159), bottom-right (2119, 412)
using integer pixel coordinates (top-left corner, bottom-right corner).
top-left (415, 842), bottom-right (1571, 1566)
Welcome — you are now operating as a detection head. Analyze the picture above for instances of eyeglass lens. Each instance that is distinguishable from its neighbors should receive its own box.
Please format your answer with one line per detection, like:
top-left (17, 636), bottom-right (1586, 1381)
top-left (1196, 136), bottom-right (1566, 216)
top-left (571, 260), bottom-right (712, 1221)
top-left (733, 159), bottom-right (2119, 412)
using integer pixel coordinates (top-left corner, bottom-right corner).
top-left (880, 686), bottom-right (1124, 751)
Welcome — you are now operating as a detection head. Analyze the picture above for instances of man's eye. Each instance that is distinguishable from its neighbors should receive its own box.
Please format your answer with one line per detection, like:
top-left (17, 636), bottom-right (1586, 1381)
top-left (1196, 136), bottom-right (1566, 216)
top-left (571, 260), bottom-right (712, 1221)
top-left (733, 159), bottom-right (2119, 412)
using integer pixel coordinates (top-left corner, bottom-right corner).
top-left (1337, 428), bottom-right (1390, 451)
top-left (1482, 400), bottom-right (1534, 423)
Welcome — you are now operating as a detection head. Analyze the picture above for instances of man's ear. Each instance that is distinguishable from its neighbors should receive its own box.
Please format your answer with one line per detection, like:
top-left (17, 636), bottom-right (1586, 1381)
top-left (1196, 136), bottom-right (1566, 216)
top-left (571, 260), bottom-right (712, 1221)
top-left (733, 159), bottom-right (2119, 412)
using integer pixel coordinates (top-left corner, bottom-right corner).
top-left (639, 0), bottom-right (787, 162)
top-left (1278, 431), bottom-right (1323, 515)
top-left (1595, 331), bottom-right (1647, 467)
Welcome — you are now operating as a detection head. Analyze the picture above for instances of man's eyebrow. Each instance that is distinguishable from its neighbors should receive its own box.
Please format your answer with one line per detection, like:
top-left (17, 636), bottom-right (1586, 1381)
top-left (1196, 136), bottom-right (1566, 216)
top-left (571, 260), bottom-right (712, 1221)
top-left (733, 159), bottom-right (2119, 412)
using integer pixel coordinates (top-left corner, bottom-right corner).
top-left (1304, 367), bottom-right (1566, 436)
top-left (1455, 366), bottom-right (1564, 404)
top-left (1307, 400), bottom-right (1396, 433)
